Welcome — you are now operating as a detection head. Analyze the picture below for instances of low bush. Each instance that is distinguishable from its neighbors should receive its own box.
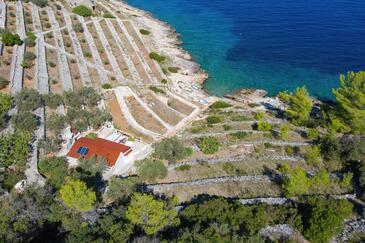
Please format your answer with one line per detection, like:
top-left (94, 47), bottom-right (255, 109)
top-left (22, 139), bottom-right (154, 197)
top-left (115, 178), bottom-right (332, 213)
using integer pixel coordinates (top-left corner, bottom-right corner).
top-left (150, 86), bottom-right (166, 94)
top-left (48, 61), bottom-right (56, 68)
top-left (256, 121), bottom-right (272, 132)
top-left (103, 12), bottom-right (115, 18)
top-left (223, 124), bottom-right (231, 131)
top-left (210, 101), bottom-right (232, 109)
top-left (24, 32), bottom-right (36, 47)
top-left (1, 31), bottom-right (22, 46)
top-left (168, 67), bottom-right (179, 73)
top-left (102, 83), bottom-right (112, 89)
top-left (30, 0), bottom-right (48, 7)
top-left (135, 159), bottom-right (167, 182)
top-left (307, 128), bottom-right (319, 140)
top-left (72, 23), bottom-right (84, 33)
top-left (0, 77), bottom-right (9, 89)
top-left (206, 115), bottom-right (223, 124)
top-left (253, 112), bottom-right (264, 120)
top-left (149, 52), bottom-right (166, 63)
top-left (175, 165), bottom-right (191, 171)
top-left (197, 137), bottom-right (220, 154)
top-left (230, 131), bottom-right (248, 140)
top-left (140, 29), bottom-right (150, 35)
top-left (161, 79), bottom-right (168, 85)
top-left (154, 137), bottom-right (193, 163)
top-left (72, 5), bottom-right (92, 17)
top-left (231, 114), bottom-right (247, 121)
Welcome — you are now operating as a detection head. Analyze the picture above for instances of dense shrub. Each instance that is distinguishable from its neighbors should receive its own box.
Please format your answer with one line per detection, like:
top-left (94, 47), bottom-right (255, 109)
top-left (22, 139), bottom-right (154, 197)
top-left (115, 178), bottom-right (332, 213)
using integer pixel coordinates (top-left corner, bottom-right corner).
top-left (197, 137), bottom-right (220, 154)
top-left (149, 52), bottom-right (166, 63)
top-left (279, 124), bottom-right (290, 140)
top-left (168, 67), bottom-right (179, 73)
top-left (253, 112), bottom-right (264, 120)
top-left (43, 93), bottom-right (63, 109)
top-left (140, 29), bottom-right (150, 35)
top-left (24, 32), bottom-right (36, 47)
top-left (135, 159), bottom-right (167, 182)
top-left (1, 31), bottom-right (22, 46)
top-left (72, 5), bottom-right (92, 17)
top-left (230, 131), bottom-right (248, 140)
top-left (256, 121), bottom-right (272, 132)
top-left (39, 156), bottom-right (68, 188)
top-left (103, 12), bottom-right (115, 18)
top-left (210, 100), bottom-right (232, 109)
top-left (307, 128), bottom-right (319, 140)
top-left (305, 145), bottom-right (321, 166)
top-left (154, 137), bottom-right (193, 163)
top-left (30, 0), bottom-right (48, 7)
top-left (150, 86), bottom-right (165, 94)
top-left (72, 23), bottom-right (84, 33)
top-left (102, 83), bottom-right (112, 89)
top-left (206, 115), bottom-right (223, 124)
top-left (0, 76), bottom-right (9, 89)
top-left (11, 112), bottom-right (38, 132)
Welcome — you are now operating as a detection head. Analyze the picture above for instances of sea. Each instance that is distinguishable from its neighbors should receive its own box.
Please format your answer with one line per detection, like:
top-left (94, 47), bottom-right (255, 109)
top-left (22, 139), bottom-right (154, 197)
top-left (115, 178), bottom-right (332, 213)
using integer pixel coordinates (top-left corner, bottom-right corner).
top-left (127, 0), bottom-right (365, 99)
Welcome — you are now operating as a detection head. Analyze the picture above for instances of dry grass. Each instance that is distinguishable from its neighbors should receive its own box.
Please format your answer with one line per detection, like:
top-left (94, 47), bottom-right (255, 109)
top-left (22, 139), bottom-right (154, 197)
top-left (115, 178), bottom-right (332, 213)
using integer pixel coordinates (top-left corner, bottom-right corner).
top-left (105, 92), bottom-right (153, 143)
top-left (111, 20), bottom-right (151, 84)
top-left (156, 180), bottom-right (282, 203)
top-left (125, 95), bottom-right (167, 134)
top-left (46, 47), bottom-right (62, 93)
top-left (167, 97), bottom-right (194, 115)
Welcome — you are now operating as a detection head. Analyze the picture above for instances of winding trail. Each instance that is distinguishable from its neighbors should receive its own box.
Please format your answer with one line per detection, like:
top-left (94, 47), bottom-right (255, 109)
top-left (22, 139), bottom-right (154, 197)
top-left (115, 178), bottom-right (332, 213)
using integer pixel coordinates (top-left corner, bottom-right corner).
top-left (9, 1), bottom-right (26, 94)
top-left (62, 8), bottom-right (91, 86)
top-left (47, 8), bottom-right (73, 91)
top-left (77, 16), bottom-right (108, 84)
top-left (32, 3), bottom-right (49, 94)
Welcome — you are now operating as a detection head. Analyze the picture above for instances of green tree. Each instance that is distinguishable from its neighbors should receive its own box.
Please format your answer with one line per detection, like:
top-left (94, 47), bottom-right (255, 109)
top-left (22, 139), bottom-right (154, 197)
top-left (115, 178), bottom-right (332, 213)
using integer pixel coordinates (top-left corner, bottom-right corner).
top-left (59, 178), bottom-right (96, 212)
top-left (305, 145), bottom-right (321, 166)
top-left (197, 137), bottom-right (220, 154)
top-left (154, 137), bottom-right (192, 163)
top-left (279, 124), bottom-right (290, 139)
top-left (135, 159), bottom-right (167, 182)
top-left (256, 121), bottom-right (272, 132)
top-left (303, 198), bottom-right (352, 243)
top-left (333, 71), bottom-right (365, 134)
top-left (24, 32), bottom-right (36, 47)
top-left (280, 86), bottom-right (313, 126)
top-left (11, 111), bottom-right (38, 132)
top-left (72, 5), bottom-right (92, 17)
top-left (280, 164), bottom-right (310, 197)
top-left (126, 193), bottom-right (179, 235)
top-left (39, 156), bottom-right (69, 188)
top-left (1, 31), bottom-right (22, 46)
top-left (0, 93), bottom-right (12, 114)
top-left (105, 176), bottom-right (140, 203)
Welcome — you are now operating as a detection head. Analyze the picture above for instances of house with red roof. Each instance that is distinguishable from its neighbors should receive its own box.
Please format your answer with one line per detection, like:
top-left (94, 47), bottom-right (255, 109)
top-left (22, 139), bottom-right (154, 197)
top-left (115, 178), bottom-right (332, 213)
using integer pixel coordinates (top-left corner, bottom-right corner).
top-left (67, 137), bottom-right (132, 167)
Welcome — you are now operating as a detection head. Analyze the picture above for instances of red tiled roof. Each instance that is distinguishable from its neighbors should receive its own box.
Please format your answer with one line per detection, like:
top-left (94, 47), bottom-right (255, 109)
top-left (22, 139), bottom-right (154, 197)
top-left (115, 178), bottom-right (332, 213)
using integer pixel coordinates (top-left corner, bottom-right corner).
top-left (67, 137), bottom-right (132, 166)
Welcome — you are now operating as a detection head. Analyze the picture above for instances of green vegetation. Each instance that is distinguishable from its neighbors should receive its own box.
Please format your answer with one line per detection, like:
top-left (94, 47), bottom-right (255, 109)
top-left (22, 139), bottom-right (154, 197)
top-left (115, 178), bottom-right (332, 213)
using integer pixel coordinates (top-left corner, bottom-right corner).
top-left (72, 23), bottom-right (84, 33)
top-left (135, 159), bottom-right (167, 182)
top-left (279, 86), bottom-right (313, 126)
top-left (197, 137), bottom-right (220, 154)
top-left (30, 0), bottom-right (48, 7)
top-left (1, 31), bottom-right (22, 46)
top-left (39, 156), bottom-right (68, 188)
top-left (154, 137), bottom-right (193, 163)
top-left (149, 52), bottom-right (166, 63)
top-left (126, 193), bottom-right (179, 235)
top-left (175, 165), bottom-right (192, 171)
top-left (256, 121), bottom-right (272, 132)
top-left (253, 111), bottom-right (264, 120)
top-left (332, 71), bottom-right (365, 134)
top-left (101, 83), bottom-right (112, 89)
top-left (103, 12), bottom-right (115, 18)
top-left (0, 77), bottom-right (9, 89)
top-left (59, 177), bottom-right (96, 212)
top-left (106, 176), bottom-right (140, 203)
top-left (229, 131), bottom-right (248, 140)
top-left (210, 100), bottom-right (232, 109)
top-left (168, 67), bottom-right (180, 73)
top-left (140, 29), bottom-right (150, 35)
top-left (305, 145), bottom-right (321, 166)
top-left (72, 5), bottom-right (93, 17)
top-left (279, 123), bottom-right (290, 140)
top-left (206, 115), bottom-right (223, 124)
top-left (150, 85), bottom-right (166, 94)
top-left (307, 128), bottom-right (319, 139)
top-left (85, 133), bottom-right (97, 139)
top-left (22, 52), bottom-right (37, 68)
top-left (24, 32), bottom-right (36, 47)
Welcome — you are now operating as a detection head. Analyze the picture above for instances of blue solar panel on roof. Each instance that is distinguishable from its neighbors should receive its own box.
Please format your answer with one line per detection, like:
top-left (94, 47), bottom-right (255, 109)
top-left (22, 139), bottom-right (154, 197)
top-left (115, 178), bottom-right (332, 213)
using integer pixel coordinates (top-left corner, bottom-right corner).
top-left (77, 146), bottom-right (89, 156)
top-left (76, 147), bottom-right (83, 154)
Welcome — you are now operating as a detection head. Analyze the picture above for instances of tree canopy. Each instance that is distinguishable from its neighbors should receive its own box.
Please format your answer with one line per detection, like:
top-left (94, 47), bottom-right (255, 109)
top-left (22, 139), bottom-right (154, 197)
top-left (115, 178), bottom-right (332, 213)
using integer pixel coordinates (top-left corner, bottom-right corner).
top-left (332, 71), bottom-right (365, 134)
top-left (154, 137), bottom-right (192, 163)
top-left (126, 193), bottom-right (179, 235)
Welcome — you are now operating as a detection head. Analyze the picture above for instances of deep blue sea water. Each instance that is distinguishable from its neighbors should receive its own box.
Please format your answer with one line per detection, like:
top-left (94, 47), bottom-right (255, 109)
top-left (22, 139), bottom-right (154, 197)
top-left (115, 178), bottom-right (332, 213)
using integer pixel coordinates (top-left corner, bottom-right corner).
top-left (127, 0), bottom-right (365, 99)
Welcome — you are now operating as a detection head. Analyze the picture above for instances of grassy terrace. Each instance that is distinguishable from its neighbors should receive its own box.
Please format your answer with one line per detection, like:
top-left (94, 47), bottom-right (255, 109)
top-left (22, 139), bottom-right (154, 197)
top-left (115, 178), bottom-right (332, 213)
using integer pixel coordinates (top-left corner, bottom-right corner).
top-left (111, 20), bottom-right (152, 83)
top-left (99, 19), bottom-right (132, 80)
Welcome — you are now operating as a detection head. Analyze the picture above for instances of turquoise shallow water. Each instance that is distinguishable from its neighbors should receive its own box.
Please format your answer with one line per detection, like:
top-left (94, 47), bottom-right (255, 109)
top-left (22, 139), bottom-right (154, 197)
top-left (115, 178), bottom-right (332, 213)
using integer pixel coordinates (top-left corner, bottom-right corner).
top-left (127, 0), bottom-right (365, 99)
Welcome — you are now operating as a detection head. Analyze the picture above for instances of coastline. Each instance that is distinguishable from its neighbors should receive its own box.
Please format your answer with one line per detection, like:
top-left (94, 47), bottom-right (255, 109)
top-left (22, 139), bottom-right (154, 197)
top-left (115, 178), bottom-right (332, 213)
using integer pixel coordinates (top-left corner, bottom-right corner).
top-left (112, 0), bottom-right (211, 103)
